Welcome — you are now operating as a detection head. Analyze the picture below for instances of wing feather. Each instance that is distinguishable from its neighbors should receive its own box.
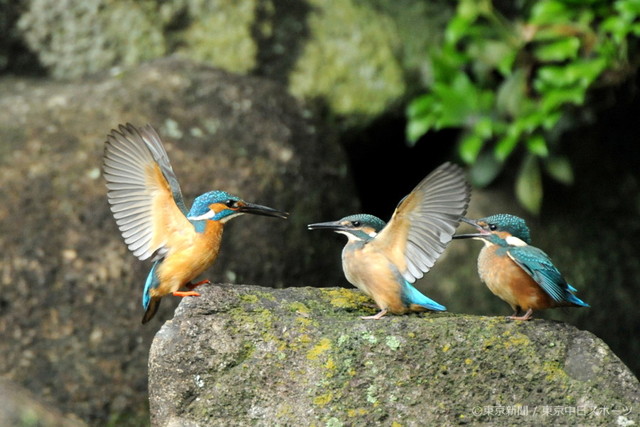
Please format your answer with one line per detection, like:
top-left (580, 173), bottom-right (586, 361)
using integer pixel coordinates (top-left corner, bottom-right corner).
top-left (103, 123), bottom-right (193, 261)
top-left (373, 162), bottom-right (471, 283)
top-left (506, 246), bottom-right (571, 303)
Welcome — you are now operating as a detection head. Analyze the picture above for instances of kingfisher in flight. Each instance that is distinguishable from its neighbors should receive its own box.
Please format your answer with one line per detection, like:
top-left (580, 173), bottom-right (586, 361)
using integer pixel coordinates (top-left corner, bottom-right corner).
top-left (308, 162), bottom-right (471, 319)
top-left (103, 123), bottom-right (289, 324)
top-left (453, 214), bottom-right (589, 320)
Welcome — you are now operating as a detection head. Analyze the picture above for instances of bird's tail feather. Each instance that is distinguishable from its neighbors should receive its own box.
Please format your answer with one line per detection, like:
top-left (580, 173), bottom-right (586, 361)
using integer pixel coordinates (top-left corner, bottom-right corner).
top-left (402, 281), bottom-right (446, 311)
top-left (565, 292), bottom-right (589, 308)
top-left (142, 297), bottom-right (162, 324)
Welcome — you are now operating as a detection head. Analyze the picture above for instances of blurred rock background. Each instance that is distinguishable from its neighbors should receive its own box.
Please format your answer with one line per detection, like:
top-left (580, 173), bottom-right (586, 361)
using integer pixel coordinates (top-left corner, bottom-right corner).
top-left (0, 0), bottom-right (638, 425)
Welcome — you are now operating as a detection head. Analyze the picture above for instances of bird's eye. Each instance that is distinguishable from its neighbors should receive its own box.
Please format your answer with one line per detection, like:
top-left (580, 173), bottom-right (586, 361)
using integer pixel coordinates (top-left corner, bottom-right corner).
top-left (225, 200), bottom-right (237, 208)
top-left (489, 224), bottom-right (497, 231)
top-left (352, 221), bottom-right (361, 227)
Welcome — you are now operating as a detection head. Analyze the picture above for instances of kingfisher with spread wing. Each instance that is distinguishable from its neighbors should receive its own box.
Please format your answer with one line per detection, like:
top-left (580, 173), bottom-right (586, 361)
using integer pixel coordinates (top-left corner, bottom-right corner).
top-left (308, 162), bottom-right (470, 319)
top-left (103, 123), bottom-right (288, 323)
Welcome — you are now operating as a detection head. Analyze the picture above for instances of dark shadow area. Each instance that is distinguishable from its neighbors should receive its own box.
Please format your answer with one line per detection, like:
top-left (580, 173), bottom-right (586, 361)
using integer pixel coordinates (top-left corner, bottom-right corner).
top-left (251, 0), bottom-right (312, 85)
top-left (541, 75), bottom-right (640, 376)
top-left (0, 2), bottom-right (46, 76)
top-left (342, 114), bottom-right (461, 219)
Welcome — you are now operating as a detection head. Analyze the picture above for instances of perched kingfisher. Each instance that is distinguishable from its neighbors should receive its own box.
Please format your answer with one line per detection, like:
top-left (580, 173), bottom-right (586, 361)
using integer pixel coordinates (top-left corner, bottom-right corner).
top-left (103, 123), bottom-right (289, 324)
top-left (453, 214), bottom-right (589, 320)
top-left (308, 163), bottom-right (471, 319)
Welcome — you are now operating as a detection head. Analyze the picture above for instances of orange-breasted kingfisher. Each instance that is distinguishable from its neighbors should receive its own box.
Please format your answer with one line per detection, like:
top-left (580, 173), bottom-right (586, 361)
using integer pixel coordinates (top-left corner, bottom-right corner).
top-left (453, 214), bottom-right (589, 320)
top-left (103, 123), bottom-right (289, 324)
top-left (308, 162), bottom-right (471, 319)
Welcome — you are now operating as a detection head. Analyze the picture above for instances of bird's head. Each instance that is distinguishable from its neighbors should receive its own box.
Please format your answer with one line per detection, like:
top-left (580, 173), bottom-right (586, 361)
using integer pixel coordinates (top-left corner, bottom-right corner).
top-left (453, 214), bottom-right (531, 246)
top-left (307, 214), bottom-right (386, 242)
top-left (187, 190), bottom-right (289, 223)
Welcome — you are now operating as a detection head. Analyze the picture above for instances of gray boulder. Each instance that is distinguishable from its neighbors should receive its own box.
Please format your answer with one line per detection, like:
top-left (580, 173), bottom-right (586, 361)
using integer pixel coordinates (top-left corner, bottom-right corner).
top-left (16, 0), bottom-right (451, 123)
top-left (0, 57), bottom-right (355, 423)
top-left (150, 284), bottom-right (639, 426)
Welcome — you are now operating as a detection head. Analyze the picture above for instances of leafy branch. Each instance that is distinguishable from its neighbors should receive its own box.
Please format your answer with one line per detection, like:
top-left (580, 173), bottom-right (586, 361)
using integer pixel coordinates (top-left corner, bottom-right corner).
top-left (406, 0), bottom-right (640, 213)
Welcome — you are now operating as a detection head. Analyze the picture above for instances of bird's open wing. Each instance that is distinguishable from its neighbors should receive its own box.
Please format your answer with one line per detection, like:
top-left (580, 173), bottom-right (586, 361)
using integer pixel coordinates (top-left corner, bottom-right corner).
top-left (506, 246), bottom-right (569, 303)
top-left (373, 162), bottom-right (470, 283)
top-left (103, 123), bottom-right (193, 261)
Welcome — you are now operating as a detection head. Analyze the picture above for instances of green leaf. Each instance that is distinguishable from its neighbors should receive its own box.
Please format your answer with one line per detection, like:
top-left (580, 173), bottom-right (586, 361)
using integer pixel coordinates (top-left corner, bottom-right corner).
top-left (601, 14), bottom-right (635, 43)
top-left (539, 87), bottom-right (586, 111)
top-left (516, 154), bottom-right (543, 215)
top-left (431, 46), bottom-right (469, 80)
top-left (458, 0), bottom-right (483, 20)
top-left (530, 1), bottom-right (571, 25)
top-left (496, 69), bottom-right (527, 117)
top-left (459, 134), bottom-right (484, 164)
top-left (535, 58), bottom-right (607, 91)
top-left (474, 116), bottom-right (494, 139)
top-left (469, 151), bottom-right (503, 187)
top-left (469, 40), bottom-right (514, 70)
top-left (430, 73), bottom-right (492, 128)
top-left (544, 155), bottom-right (574, 185)
top-left (496, 49), bottom-right (518, 76)
top-left (534, 37), bottom-right (581, 62)
top-left (542, 111), bottom-right (563, 130)
top-left (445, 16), bottom-right (472, 44)
top-left (513, 113), bottom-right (543, 135)
top-left (495, 130), bottom-right (520, 162)
top-left (406, 118), bottom-right (433, 145)
top-left (616, 0), bottom-right (640, 16)
top-left (526, 135), bottom-right (549, 157)
top-left (406, 95), bottom-right (435, 119)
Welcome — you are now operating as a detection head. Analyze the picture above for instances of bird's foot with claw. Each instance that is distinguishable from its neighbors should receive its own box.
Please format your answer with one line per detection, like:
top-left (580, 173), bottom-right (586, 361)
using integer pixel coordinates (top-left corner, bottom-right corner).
top-left (361, 309), bottom-right (388, 320)
top-left (173, 291), bottom-right (200, 298)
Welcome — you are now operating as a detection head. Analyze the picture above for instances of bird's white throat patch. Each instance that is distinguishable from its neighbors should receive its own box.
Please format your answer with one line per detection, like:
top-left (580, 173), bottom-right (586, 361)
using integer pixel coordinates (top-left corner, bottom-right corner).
top-left (188, 209), bottom-right (216, 221)
top-left (219, 212), bottom-right (243, 223)
top-left (505, 235), bottom-right (528, 247)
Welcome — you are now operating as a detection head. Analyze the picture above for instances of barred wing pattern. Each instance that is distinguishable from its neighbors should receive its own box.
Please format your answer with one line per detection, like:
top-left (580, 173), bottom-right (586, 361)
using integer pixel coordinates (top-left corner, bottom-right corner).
top-left (103, 123), bottom-right (192, 261)
top-left (374, 162), bottom-right (471, 283)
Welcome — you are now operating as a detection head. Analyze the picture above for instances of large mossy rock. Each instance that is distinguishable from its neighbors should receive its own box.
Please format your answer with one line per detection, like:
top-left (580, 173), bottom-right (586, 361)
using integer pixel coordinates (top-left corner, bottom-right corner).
top-left (16, 0), bottom-right (451, 124)
top-left (149, 284), bottom-right (639, 426)
top-left (0, 57), bottom-right (355, 423)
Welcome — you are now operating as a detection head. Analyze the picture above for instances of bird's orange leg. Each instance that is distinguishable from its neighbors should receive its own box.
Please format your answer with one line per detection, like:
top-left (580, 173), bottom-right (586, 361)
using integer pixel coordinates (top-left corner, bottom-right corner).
top-left (185, 279), bottom-right (211, 290)
top-left (173, 291), bottom-right (200, 297)
top-left (507, 308), bottom-right (534, 321)
top-left (361, 308), bottom-right (388, 320)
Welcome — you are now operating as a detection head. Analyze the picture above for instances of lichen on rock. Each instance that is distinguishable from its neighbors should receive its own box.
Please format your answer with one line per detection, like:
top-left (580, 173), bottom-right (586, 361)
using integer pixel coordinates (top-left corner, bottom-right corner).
top-left (149, 284), bottom-right (639, 426)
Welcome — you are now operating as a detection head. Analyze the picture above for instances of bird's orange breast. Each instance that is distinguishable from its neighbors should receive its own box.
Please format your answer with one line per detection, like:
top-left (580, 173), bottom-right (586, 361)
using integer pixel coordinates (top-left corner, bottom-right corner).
top-left (478, 245), bottom-right (555, 311)
top-left (342, 244), bottom-right (409, 314)
top-left (152, 221), bottom-right (224, 297)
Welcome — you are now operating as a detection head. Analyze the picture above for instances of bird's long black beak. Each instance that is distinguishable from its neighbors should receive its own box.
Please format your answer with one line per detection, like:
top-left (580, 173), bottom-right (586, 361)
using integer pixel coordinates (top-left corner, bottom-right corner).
top-left (238, 202), bottom-right (289, 219)
top-left (307, 220), bottom-right (346, 231)
top-left (453, 233), bottom-right (486, 239)
top-left (453, 217), bottom-right (486, 239)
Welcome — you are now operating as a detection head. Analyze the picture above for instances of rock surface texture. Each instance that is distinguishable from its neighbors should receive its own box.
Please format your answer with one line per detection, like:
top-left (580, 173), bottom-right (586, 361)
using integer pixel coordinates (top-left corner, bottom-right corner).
top-left (149, 284), bottom-right (639, 426)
